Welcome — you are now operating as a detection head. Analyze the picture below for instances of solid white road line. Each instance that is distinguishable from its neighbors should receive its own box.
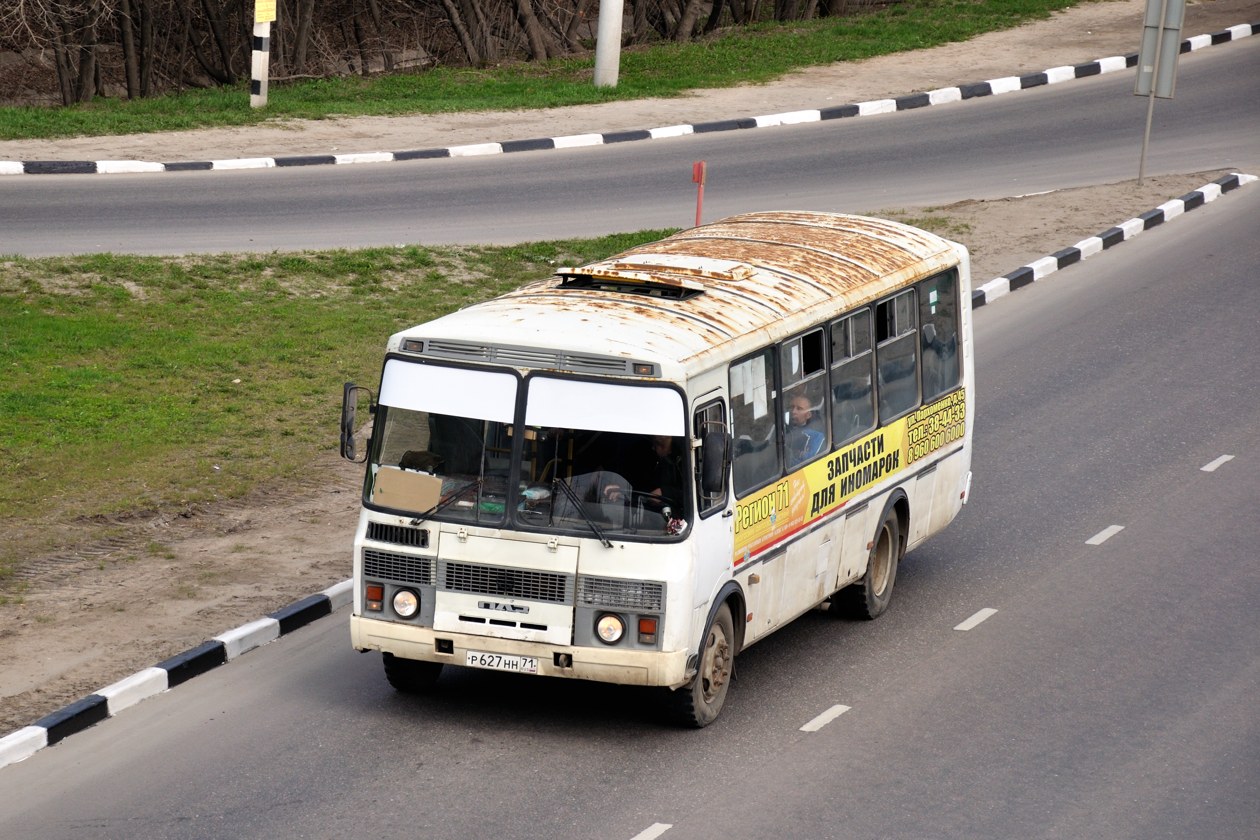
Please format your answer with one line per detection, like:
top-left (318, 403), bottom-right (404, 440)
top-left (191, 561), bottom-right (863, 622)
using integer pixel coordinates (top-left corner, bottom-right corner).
top-left (629, 823), bottom-right (673, 840)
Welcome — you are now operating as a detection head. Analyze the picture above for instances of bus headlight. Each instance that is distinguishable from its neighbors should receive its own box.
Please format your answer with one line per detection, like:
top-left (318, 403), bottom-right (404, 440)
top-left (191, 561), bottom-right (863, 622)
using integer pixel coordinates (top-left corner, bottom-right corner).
top-left (595, 613), bottom-right (625, 644)
top-left (392, 588), bottom-right (420, 619)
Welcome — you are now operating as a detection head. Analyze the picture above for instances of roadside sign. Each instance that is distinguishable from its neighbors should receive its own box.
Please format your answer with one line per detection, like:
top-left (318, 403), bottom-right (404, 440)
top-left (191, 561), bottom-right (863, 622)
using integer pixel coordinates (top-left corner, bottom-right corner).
top-left (1135, 0), bottom-right (1184, 98)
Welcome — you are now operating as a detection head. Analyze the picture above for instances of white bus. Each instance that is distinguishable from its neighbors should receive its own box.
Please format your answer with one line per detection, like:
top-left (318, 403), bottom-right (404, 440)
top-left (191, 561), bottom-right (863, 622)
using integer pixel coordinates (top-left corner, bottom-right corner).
top-left (340, 211), bottom-right (974, 726)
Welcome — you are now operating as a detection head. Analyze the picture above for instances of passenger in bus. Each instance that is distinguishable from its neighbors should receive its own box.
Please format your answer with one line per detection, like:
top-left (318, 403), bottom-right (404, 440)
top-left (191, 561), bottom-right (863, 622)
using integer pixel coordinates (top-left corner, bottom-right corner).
top-left (786, 393), bottom-right (826, 467)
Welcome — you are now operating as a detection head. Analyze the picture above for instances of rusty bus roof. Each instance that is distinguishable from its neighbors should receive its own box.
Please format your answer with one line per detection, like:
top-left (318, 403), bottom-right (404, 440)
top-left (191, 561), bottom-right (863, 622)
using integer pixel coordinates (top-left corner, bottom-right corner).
top-left (391, 211), bottom-right (966, 378)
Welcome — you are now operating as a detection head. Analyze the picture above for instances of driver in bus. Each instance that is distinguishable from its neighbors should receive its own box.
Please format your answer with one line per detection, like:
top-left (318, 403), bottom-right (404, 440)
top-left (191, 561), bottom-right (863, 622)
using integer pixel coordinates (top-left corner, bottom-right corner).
top-left (631, 434), bottom-right (684, 511)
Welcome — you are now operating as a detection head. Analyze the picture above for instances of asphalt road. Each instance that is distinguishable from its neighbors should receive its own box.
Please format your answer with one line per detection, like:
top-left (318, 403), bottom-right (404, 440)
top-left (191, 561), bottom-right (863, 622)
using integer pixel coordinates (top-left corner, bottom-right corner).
top-left (0, 38), bottom-right (1256, 256)
top-left (1, 172), bottom-right (1256, 840)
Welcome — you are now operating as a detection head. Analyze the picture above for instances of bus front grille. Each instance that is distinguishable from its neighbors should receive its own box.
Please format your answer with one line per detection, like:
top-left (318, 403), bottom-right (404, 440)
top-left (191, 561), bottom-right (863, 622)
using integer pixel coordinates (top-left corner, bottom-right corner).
top-left (366, 522), bottom-right (429, 548)
top-left (442, 562), bottom-right (571, 604)
top-left (579, 577), bottom-right (665, 611)
top-left (363, 549), bottom-right (436, 586)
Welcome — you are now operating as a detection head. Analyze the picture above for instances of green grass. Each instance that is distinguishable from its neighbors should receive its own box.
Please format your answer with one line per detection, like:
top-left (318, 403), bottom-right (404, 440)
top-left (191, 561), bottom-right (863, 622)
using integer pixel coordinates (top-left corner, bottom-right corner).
top-left (0, 0), bottom-right (1088, 141)
top-left (0, 234), bottom-right (673, 572)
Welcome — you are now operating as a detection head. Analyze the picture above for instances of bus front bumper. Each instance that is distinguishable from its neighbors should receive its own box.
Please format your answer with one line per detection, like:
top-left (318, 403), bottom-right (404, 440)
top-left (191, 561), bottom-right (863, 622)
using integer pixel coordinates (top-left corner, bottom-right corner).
top-left (351, 615), bottom-right (692, 689)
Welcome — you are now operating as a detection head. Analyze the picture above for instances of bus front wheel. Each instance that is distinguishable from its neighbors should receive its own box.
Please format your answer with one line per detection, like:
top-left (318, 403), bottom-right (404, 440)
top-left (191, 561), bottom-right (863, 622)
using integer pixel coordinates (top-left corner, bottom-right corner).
top-left (832, 509), bottom-right (901, 620)
top-left (667, 602), bottom-right (735, 728)
top-left (383, 652), bottom-right (443, 693)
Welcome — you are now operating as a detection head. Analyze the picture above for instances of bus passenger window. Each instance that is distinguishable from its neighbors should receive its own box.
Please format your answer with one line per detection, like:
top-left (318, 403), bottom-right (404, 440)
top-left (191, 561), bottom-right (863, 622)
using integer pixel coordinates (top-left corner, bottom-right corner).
top-left (729, 350), bottom-right (779, 496)
top-left (875, 290), bottom-right (919, 421)
top-left (781, 329), bottom-right (829, 468)
top-left (830, 311), bottom-right (875, 444)
top-left (919, 270), bottom-right (961, 401)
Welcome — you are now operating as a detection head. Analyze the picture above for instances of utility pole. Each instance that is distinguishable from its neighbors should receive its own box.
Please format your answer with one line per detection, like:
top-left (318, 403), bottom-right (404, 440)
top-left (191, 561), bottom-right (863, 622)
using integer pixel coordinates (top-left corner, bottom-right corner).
top-left (593, 0), bottom-right (625, 88)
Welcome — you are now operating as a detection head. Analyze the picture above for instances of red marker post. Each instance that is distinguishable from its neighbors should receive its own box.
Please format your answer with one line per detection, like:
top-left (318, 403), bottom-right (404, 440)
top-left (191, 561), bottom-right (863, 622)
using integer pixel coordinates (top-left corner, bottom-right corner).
top-left (692, 161), bottom-right (707, 227)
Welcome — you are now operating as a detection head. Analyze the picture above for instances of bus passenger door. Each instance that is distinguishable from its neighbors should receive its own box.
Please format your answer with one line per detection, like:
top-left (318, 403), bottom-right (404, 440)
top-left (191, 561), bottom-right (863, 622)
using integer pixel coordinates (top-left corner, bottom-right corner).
top-left (690, 396), bottom-right (735, 619)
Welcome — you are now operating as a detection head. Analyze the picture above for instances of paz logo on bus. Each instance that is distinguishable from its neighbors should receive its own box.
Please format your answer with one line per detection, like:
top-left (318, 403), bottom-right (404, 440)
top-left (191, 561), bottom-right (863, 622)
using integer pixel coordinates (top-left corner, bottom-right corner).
top-left (479, 601), bottom-right (529, 614)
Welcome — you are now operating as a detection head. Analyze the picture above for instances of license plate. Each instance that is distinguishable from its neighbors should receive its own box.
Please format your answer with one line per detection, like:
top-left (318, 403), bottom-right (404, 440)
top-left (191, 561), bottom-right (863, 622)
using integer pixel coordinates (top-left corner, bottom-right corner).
top-left (465, 650), bottom-right (539, 675)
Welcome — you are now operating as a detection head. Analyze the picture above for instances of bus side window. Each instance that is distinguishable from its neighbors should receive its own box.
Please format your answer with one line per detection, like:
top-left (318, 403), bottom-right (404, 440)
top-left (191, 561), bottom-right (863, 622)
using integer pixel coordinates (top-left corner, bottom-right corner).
top-left (693, 399), bottom-right (728, 517)
top-left (781, 328), bottom-right (829, 468)
top-left (830, 310), bottom-right (876, 444)
top-left (729, 349), bottom-right (779, 496)
top-left (875, 289), bottom-right (920, 421)
top-left (919, 270), bottom-right (961, 401)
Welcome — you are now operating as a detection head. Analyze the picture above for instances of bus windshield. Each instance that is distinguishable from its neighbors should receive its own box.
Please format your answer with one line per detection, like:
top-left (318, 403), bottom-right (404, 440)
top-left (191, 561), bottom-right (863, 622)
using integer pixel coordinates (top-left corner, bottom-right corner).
top-left (366, 360), bottom-right (690, 539)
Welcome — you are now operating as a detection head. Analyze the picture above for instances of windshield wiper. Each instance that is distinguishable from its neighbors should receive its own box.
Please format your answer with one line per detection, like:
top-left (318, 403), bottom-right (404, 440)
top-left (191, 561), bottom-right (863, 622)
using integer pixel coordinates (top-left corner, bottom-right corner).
top-left (551, 478), bottom-right (613, 549)
top-left (410, 478), bottom-right (483, 526)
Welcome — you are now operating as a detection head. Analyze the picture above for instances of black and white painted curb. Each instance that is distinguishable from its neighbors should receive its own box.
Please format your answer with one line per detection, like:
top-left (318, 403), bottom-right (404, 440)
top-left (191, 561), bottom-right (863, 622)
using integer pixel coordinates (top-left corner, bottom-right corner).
top-left (1, 21), bottom-right (1255, 177)
top-left (972, 172), bottom-right (1259, 308)
top-left (0, 578), bottom-right (353, 770)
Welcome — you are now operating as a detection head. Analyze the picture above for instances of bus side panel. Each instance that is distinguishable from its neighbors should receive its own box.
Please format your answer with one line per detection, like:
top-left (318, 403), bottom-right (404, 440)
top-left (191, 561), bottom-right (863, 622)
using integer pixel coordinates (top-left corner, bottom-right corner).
top-left (777, 520), bottom-right (839, 621)
top-left (837, 503), bottom-right (873, 590)
top-left (907, 467), bottom-right (938, 547)
top-left (740, 551), bottom-right (783, 646)
top-left (926, 447), bottom-right (970, 538)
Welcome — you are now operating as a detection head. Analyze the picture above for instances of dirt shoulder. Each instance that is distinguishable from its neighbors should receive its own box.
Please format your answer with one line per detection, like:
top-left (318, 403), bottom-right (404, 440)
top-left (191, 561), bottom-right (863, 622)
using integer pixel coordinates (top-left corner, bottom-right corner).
top-left (2, 0), bottom-right (1257, 737)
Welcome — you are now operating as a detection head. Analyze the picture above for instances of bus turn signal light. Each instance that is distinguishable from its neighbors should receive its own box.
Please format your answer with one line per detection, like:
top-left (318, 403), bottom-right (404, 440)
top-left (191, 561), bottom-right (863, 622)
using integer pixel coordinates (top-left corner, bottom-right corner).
top-left (366, 583), bottom-right (384, 612)
top-left (638, 617), bottom-right (658, 645)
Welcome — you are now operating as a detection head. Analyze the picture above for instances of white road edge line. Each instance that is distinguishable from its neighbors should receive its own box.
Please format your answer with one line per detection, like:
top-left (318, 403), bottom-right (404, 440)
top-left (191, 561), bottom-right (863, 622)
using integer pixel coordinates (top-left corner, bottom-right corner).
top-left (629, 823), bottom-right (673, 840)
top-left (1086, 525), bottom-right (1125, 545)
top-left (954, 607), bottom-right (998, 631)
top-left (1201, 454), bottom-right (1235, 472)
top-left (800, 704), bottom-right (851, 732)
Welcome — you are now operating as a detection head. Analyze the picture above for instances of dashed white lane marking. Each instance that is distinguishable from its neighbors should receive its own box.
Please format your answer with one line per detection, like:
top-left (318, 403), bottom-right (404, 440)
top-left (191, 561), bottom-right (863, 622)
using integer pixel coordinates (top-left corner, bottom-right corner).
top-left (1201, 455), bottom-right (1235, 472)
top-left (629, 823), bottom-right (673, 840)
top-left (954, 608), bottom-right (998, 631)
top-left (1086, 525), bottom-right (1125, 545)
top-left (800, 704), bottom-right (851, 732)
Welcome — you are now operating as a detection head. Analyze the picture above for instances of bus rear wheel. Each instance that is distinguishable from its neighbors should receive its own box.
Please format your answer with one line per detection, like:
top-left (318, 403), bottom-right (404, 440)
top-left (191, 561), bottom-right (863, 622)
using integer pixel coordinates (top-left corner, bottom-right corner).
top-left (666, 602), bottom-right (734, 728)
top-left (832, 509), bottom-right (901, 620)
top-left (383, 652), bottom-right (443, 693)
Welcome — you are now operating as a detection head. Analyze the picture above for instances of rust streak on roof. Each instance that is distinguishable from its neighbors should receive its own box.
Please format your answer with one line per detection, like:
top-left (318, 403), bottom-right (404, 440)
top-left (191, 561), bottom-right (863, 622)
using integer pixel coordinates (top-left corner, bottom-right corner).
top-left (398, 212), bottom-right (964, 375)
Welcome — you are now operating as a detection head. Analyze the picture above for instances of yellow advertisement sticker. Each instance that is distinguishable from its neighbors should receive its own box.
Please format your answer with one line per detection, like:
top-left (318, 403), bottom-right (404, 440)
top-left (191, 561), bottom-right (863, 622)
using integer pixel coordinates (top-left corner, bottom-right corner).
top-left (733, 388), bottom-right (966, 564)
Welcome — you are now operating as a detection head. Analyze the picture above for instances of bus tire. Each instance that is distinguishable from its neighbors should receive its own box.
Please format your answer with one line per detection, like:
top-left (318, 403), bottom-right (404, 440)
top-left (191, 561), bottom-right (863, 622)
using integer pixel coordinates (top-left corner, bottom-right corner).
top-left (666, 602), bottom-right (735, 728)
top-left (831, 509), bottom-right (901, 620)
top-left (383, 652), bottom-right (443, 693)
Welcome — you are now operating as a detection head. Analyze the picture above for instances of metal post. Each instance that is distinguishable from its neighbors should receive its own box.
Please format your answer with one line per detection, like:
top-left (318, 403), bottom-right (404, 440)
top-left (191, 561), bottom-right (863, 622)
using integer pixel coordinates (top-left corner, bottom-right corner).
top-left (693, 161), bottom-right (707, 227)
top-left (1134, 0), bottom-right (1185, 184)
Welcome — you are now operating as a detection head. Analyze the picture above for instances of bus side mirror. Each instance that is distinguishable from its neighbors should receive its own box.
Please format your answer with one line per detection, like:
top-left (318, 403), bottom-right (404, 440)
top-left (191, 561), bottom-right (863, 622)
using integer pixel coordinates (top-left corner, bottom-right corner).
top-left (700, 429), bottom-right (731, 494)
top-left (341, 382), bottom-right (375, 463)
